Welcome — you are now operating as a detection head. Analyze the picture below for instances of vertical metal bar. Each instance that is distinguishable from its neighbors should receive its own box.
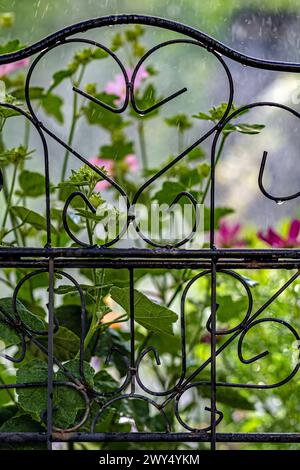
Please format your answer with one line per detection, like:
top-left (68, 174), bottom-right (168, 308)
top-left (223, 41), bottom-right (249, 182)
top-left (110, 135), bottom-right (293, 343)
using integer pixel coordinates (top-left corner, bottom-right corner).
top-left (129, 268), bottom-right (135, 395)
top-left (47, 257), bottom-right (55, 450)
top-left (210, 260), bottom-right (217, 451)
top-left (209, 139), bottom-right (216, 249)
top-left (42, 134), bottom-right (51, 248)
top-left (209, 74), bottom-right (217, 450)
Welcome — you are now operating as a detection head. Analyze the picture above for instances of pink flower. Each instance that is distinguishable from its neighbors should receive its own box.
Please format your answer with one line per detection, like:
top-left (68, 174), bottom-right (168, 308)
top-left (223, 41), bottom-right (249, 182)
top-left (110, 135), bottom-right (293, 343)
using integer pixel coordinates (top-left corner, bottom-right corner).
top-left (105, 65), bottom-right (149, 106)
top-left (89, 157), bottom-right (114, 192)
top-left (215, 219), bottom-right (246, 248)
top-left (258, 219), bottom-right (300, 248)
top-left (124, 154), bottom-right (139, 172)
top-left (0, 58), bottom-right (29, 77)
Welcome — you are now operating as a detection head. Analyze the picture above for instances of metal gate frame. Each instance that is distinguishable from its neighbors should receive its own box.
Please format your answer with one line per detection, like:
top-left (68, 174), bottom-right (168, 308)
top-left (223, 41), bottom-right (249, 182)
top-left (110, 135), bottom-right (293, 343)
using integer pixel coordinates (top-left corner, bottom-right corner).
top-left (0, 14), bottom-right (300, 450)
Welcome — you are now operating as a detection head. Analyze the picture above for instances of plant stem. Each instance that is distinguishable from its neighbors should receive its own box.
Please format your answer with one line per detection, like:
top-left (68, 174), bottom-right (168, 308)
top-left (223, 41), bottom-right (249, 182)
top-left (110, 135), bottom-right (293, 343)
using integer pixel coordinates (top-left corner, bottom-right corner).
top-left (60, 66), bottom-right (85, 182)
top-left (2, 163), bottom-right (18, 230)
top-left (0, 373), bottom-right (16, 403)
top-left (60, 92), bottom-right (78, 182)
top-left (178, 129), bottom-right (184, 154)
top-left (200, 133), bottom-right (227, 205)
top-left (24, 118), bottom-right (30, 149)
top-left (138, 120), bottom-right (148, 171)
top-left (0, 119), bottom-right (21, 245)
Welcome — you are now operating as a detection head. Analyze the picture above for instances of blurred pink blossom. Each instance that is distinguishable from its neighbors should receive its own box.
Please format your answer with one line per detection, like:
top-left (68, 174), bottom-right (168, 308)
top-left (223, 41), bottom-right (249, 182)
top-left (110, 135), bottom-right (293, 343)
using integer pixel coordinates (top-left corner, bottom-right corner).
top-left (215, 219), bottom-right (246, 248)
top-left (258, 219), bottom-right (300, 248)
top-left (0, 58), bottom-right (29, 77)
top-left (105, 65), bottom-right (149, 106)
top-left (89, 157), bottom-right (114, 192)
top-left (124, 154), bottom-right (139, 172)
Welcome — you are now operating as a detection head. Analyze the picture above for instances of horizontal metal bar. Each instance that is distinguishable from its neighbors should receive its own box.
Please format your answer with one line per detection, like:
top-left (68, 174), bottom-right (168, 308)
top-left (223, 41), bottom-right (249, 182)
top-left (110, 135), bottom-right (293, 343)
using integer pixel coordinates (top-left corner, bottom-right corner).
top-left (1, 247), bottom-right (300, 258)
top-left (1, 14), bottom-right (300, 72)
top-left (0, 259), bottom-right (299, 269)
top-left (0, 432), bottom-right (300, 443)
top-left (0, 247), bottom-right (299, 259)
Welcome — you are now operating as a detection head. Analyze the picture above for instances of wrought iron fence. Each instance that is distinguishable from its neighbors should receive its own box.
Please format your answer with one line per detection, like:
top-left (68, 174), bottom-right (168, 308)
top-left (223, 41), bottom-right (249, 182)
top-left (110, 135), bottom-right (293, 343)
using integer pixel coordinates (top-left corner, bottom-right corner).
top-left (0, 14), bottom-right (300, 450)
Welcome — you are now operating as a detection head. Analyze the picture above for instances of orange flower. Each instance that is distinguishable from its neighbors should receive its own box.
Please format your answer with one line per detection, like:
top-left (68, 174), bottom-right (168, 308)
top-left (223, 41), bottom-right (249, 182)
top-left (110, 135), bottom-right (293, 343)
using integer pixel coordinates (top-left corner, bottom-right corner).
top-left (101, 310), bottom-right (122, 329)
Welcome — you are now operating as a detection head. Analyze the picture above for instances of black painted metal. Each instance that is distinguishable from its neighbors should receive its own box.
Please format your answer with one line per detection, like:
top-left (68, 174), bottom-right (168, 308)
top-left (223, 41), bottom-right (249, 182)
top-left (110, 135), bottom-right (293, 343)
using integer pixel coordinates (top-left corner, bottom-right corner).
top-left (0, 14), bottom-right (300, 450)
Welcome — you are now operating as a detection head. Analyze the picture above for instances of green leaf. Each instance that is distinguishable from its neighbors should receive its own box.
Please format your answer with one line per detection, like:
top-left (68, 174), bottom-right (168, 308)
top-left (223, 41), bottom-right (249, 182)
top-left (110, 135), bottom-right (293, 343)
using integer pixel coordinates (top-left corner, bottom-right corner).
top-left (186, 146), bottom-right (206, 161)
top-left (0, 297), bottom-right (46, 347)
top-left (0, 145), bottom-right (33, 166)
top-left (204, 207), bottom-right (234, 231)
top-left (110, 287), bottom-right (178, 336)
top-left (150, 332), bottom-right (181, 356)
top-left (193, 103), bottom-right (264, 136)
top-left (19, 170), bottom-right (46, 197)
top-left (11, 86), bottom-right (44, 101)
top-left (223, 123), bottom-right (265, 136)
top-left (217, 295), bottom-right (247, 322)
top-left (133, 83), bottom-right (160, 118)
top-left (0, 104), bottom-right (22, 119)
top-left (73, 47), bottom-right (108, 66)
top-left (85, 401), bottom-right (122, 433)
top-left (51, 207), bottom-right (80, 233)
top-left (56, 359), bottom-right (94, 388)
top-left (36, 327), bottom-right (80, 362)
top-left (0, 312), bottom-right (20, 348)
top-left (0, 364), bottom-right (16, 406)
top-left (125, 25), bottom-right (145, 41)
top-left (52, 327), bottom-right (80, 361)
top-left (82, 91), bottom-right (128, 131)
top-left (200, 383), bottom-right (254, 410)
top-left (94, 369), bottom-right (119, 393)
top-left (0, 39), bottom-right (25, 54)
top-left (0, 405), bottom-right (18, 427)
top-left (178, 167), bottom-right (202, 188)
top-left (193, 103), bottom-right (243, 122)
top-left (111, 32), bottom-right (124, 51)
top-left (127, 399), bottom-right (151, 431)
top-left (49, 69), bottom-right (73, 92)
top-left (101, 268), bottom-right (142, 288)
top-left (16, 360), bottom-right (48, 421)
top-left (41, 92), bottom-right (64, 123)
top-left (197, 162), bottom-right (210, 178)
top-left (54, 283), bottom-right (111, 295)
top-left (11, 206), bottom-right (56, 233)
top-left (165, 114), bottom-right (192, 130)
top-left (55, 305), bottom-right (83, 337)
top-left (54, 361), bottom-right (94, 428)
top-left (92, 49), bottom-right (109, 60)
top-left (192, 111), bottom-right (211, 120)
top-left (100, 140), bottom-right (134, 161)
top-left (0, 415), bottom-right (46, 450)
top-left (17, 359), bottom-right (93, 429)
top-left (74, 209), bottom-right (103, 223)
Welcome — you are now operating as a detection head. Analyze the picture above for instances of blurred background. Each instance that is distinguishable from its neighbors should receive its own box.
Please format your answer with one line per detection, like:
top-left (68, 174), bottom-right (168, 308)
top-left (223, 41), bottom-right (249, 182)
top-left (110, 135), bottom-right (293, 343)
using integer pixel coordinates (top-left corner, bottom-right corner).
top-left (2, 0), bottom-right (300, 231)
